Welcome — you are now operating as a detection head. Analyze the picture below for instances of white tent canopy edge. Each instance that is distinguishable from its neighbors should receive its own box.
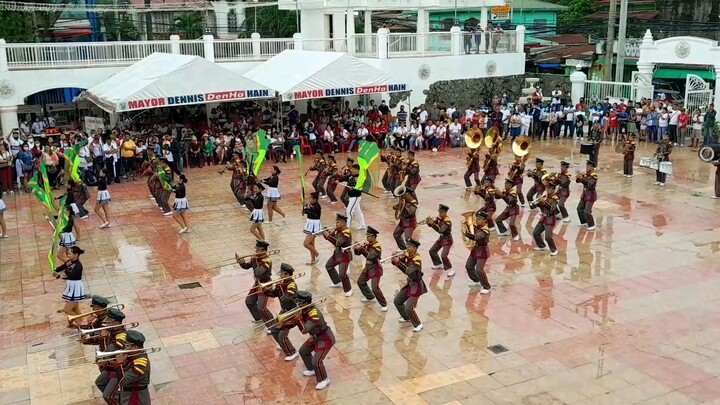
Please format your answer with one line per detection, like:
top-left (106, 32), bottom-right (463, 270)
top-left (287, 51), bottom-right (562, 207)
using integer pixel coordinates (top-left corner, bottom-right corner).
top-left (244, 50), bottom-right (409, 102)
top-left (86, 52), bottom-right (275, 113)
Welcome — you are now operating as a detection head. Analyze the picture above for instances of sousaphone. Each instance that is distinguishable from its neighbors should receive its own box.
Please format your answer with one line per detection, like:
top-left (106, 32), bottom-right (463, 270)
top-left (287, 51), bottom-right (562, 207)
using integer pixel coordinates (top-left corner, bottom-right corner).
top-left (483, 127), bottom-right (503, 153)
top-left (465, 129), bottom-right (484, 149)
top-left (511, 135), bottom-right (531, 158)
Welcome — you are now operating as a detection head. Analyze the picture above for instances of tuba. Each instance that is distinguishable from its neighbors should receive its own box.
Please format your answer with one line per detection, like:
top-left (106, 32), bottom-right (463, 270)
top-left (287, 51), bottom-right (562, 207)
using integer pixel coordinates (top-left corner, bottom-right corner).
top-left (483, 127), bottom-right (502, 151)
top-left (392, 185), bottom-right (407, 220)
top-left (541, 172), bottom-right (558, 186)
top-left (465, 129), bottom-right (484, 149)
top-left (512, 135), bottom-right (531, 159)
top-left (615, 140), bottom-right (627, 154)
top-left (460, 211), bottom-right (476, 249)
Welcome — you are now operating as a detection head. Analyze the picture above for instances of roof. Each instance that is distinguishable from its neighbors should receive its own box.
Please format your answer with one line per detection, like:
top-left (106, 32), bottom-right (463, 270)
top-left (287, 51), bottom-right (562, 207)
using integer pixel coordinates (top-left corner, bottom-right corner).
top-left (508, 0), bottom-right (567, 11)
top-left (531, 44), bottom-right (597, 63)
top-left (86, 53), bottom-right (273, 113)
top-left (536, 34), bottom-right (589, 45)
top-left (244, 50), bottom-right (406, 102)
top-left (585, 11), bottom-right (659, 20)
top-left (596, 0), bottom-right (656, 6)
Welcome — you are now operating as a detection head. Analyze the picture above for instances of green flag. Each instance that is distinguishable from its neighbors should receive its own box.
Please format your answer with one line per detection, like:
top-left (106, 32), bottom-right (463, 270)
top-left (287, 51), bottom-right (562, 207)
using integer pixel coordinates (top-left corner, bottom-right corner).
top-left (356, 141), bottom-right (380, 194)
top-left (28, 171), bottom-right (56, 216)
top-left (63, 141), bottom-right (86, 184)
top-left (156, 166), bottom-right (172, 191)
top-left (49, 197), bottom-right (69, 273)
top-left (253, 129), bottom-right (271, 175)
top-left (293, 145), bottom-right (306, 204)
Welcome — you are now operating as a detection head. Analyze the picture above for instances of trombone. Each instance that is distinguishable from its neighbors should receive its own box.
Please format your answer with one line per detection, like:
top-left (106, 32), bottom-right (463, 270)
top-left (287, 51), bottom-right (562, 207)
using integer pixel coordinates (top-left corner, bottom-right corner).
top-left (379, 250), bottom-right (406, 264)
top-left (66, 303), bottom-right (125, 325)
top-left (27, 322), bottom-right (140, 353)
top-left (205, 250), bottom-right (280, 270)
top-left (342, 242), bottom-right (364, 252)
top-left (38, 347), bottom-right (162, 373)
top-left (311, 227), bottom-right (331, 236)
top-left (224, 273), bottom-right (307, 304)
top-left (232, 298), bottom-right (328, 345)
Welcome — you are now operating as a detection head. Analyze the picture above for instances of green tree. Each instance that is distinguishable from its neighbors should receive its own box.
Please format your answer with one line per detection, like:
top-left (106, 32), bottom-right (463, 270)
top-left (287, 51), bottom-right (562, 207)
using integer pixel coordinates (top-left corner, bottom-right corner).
top-left (172, 12), bottom-right (204, 39)
top-left (557, 0), bottom-right (596, 25)
top-left (0, 11), bottom-right (35, 42)
top-left (246, 6), bottom-right (298, 37)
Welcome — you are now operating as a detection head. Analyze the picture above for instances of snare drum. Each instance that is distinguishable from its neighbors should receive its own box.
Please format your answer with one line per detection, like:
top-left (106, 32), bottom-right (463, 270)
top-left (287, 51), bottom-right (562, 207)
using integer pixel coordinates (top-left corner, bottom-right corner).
top-left (580, 143), bottom-right (594, 155)
top-left (649, 160), bottom-right (659, 170)
top-left (659, 162), bottom-right (673, 175)
top-left (639, 157), bottom-right (652, 168)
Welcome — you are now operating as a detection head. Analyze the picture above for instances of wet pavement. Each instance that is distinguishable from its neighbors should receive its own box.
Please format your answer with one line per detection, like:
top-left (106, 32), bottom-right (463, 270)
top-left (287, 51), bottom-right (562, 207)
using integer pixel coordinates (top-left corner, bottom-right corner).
top-left (2, 138), bottom-right (720, 405)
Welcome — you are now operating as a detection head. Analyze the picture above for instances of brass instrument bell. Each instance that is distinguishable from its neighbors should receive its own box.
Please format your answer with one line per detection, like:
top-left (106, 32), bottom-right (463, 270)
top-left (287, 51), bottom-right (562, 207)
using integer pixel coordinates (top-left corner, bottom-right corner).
top-left (511, 135), bottom-right (531, 157)
top-left (465, 130), bottom-right (484, 149)
top-left (460, 211), bottom-right (476, 249)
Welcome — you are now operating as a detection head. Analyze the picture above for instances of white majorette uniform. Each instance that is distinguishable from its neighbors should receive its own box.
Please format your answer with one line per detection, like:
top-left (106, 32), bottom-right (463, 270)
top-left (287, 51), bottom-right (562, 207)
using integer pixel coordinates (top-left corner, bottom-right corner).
top-left (96, 177), bottom-right (111, 205)
top-left (247, 191), bottom-right (265, 224)
top-left (302, 201), bottom-right (322, 234)
top-left (59, 215), bottom-right (76, 247)
top-left (172, 183), bottom-right (189, 213)
top-left (0, 198), bottom-right (6, 214)
top-left (263, 173), bottom-right (281, 202)
top-left (57, 260), bottom-right (87, 303)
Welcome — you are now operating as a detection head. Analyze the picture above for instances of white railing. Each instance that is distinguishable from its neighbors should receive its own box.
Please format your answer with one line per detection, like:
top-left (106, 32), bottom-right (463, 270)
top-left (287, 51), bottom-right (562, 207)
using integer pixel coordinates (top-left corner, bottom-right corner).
top-left (0, 29), bottom-right (524, 70)
top-left (352, 34), bottom-right (377, 58)
top-left (5, 41), bottom-right (173, 69)
top-left (460, 31), bottom-right (517, 55)
top-left (585, 80), bottom-right (634, 103)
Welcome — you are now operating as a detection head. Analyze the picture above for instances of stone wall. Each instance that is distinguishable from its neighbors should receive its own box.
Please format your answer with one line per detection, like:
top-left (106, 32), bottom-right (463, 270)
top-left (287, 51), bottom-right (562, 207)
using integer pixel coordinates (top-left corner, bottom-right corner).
top-left (423, 73), bottom-right (571, 109)
top-left (658, 0), bottom-right (720, 40)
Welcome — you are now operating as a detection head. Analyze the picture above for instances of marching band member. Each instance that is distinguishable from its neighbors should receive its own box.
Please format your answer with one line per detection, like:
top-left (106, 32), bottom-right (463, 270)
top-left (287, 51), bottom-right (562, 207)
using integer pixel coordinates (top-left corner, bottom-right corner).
top-left (391, 238), bottom-right (426, 332)
top-left (58, 207), bottom-right (78, 261)
top-left (172, 174), bottom-right (190, 234)
top-left (268, 263), bottom-right (300, 361)
top-left (302, 192), bottom-right (322, 265)
top-left (403, 150), bottom-right (421, 191)
top-left (623, 133), bottom-right (637, 178)
top-left (655, 135), bottom-right (672, 187)
top-left (296, 291), bottom-right (335, 390)
top-left (95, 169), bottom-right (112, 228)
top-left (557, 161), bottom-right (572, 223)
top-left (392, 188), bottom-right (418, 250)
top-left (482, 144), bottom-right (500, 183)
top-left (54, 246), bottom-right (88, 318)
top-left (226, 152), bottom-right (247, 205)
top-left (464, 210), bottom-right (492, 293)
top-left (76, 295), bottom-right (110, 329)
top-left (323, 155), bottom-right (340, 204)
top-left (427, 204), bottom-right (455, 277)
top-left (495, 179), bottom-right (521, 240)
top-left (263, 165), bottom-right (286, 223)
top-left (309, 150), bottom-right (328, 197)
top-left (576, 160), bottom-right (598, 230)
top-left (157, 159), bottom-right (174, 217)
top-left (354, 226), bottom-right (387, 311)
top-left (474, 178), bottom-right (497, 231)
top-left (245, 183), bottom-right (266, 240)
top-left (239, 240), bottom-right (275, 325)
top-left (345, 164), bottom-right (367, 230)
top-left (93, 308), bottom-right (128, 405)
top-left (508, 155), bottom-right (527, 207)
top-left (83, 307), bottom-right (125, 348)
top-left (323, 214), bottom-right (353, 296)
top-left (464, 148), bottom-right (481, 189)
top-left (338, 158), bottom-right (353, 207)
top-left (526, 158), bottom-right (547, 207)
top-left (390, 150), bottom-right (404, 194)
top-left (531, 182), bottom-right (560, 256)
top-left (713, 159), bottom-right (720, 199)
top-left (115, 330), bottom-right (151, 405)
top-left (381, 151), bottom-right (396, 193)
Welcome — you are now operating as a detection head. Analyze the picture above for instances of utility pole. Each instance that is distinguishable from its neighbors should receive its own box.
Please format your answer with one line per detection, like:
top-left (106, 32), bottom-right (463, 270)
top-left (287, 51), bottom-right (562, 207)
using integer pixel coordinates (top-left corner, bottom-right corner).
top-left (614, 0), bottom-right (629, 83)
top-left (144, 0), bottom-right (153, 40)
top-left (603, 0), bottom-right (618, 82)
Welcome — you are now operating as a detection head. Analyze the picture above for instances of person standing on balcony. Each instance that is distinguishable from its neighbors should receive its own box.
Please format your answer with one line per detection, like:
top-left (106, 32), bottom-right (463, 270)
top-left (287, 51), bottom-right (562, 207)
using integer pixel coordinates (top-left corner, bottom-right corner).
top-left (484, 23), bottom-right (494, 53)
top-left (474, 27), bottom-right (482, 54)
top-left (464, 28), bottom-right (474, 54)
top-left (493, 24), bottom-right (504, 53)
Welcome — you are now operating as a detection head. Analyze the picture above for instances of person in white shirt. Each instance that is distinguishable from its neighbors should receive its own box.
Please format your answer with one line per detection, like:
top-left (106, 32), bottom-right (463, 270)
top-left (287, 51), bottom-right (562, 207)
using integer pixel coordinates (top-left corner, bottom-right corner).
top-left (446, 105), bottom-right (457, 120)
top-left (7, 130), bottom-right (21, 158)
top-left (419, 108), bottom-right (429, 126)
top-left (31, 117), bottom-right (45, 135)
top-left (551, 88), bottom-right (562, 105)
top-left (658, 109), bottom-right (669, 138)
top-left (101, 137), bottom-right (117, 182)
top-left (520, 113), bottom-right (531, 136)
top-left (668, 108), bottom-right (681, 144)
top-left (323, 127), bottom-right (334, 143)
top-left (563, 109), bottom-right (575, 138)
top-left (435, 122), bottom-right (447, 150)
top-left (449, 119), bottom-right (463, 147)
top-left (423, 120), bottom-right (437, 147)
top-left (20, 121), bottom-right (31, 137)
top-left (393, 122), bottom-right (408, 150)
top-left (692, 110), bottom-right (703, 145)
top-left (465, 106), bottom-right (476, 121)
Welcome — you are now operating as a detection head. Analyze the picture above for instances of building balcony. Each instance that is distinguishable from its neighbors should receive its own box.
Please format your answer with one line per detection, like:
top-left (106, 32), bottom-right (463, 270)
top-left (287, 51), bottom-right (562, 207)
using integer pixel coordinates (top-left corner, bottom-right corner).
top-left (0, 29), bottom-right (521, 71)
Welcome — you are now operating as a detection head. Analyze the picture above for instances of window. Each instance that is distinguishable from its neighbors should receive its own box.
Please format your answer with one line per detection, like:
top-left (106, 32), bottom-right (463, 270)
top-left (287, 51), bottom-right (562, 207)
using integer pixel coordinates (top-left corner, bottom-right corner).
top-left (533, 19), bottom-right (547, 30)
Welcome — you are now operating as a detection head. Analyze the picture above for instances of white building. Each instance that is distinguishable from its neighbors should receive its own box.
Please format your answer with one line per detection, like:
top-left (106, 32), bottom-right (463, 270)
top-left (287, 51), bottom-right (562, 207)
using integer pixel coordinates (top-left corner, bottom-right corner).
top-left (0, 0), bottom-right (525, 135)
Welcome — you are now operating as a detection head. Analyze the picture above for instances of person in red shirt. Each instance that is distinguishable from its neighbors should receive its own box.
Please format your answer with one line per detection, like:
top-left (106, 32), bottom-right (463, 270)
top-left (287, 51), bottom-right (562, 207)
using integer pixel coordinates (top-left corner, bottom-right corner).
top-left (608, 110), bottom-right (619, 142)
top-left (678, 108), bottom-right (690, 147)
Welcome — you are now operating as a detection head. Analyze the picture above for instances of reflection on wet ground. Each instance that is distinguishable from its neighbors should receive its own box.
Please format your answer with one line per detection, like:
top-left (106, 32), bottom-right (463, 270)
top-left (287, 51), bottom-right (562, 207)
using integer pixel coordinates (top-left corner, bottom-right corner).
top-left (2, 139), bottom-right (720, 404)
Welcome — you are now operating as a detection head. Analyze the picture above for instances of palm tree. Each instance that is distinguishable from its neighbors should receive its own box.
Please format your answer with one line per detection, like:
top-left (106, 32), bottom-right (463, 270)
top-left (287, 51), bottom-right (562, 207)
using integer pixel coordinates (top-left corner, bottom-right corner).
top-left (172, 12), bottom-right (204, 39)
top-left (247, 6), bottom-right (297, 38)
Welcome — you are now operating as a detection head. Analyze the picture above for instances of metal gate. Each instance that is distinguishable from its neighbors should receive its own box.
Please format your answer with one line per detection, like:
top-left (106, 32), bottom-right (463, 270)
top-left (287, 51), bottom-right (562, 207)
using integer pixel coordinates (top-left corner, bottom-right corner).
top-left (631, 71), bottom-right (654, 102)
top-left (685, 74), bottom-right (713, 113)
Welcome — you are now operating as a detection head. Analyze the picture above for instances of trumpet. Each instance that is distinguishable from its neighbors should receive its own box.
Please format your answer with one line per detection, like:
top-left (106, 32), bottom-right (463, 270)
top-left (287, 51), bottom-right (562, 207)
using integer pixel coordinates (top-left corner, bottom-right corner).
top-left (342, 242), bottom-right (364, 252)
top-left (232, 298), bottom-right (328, 344)
top-left (225, 273), bottom-right (307, 304)
top-left (27, 322), bottom-right (140, 353)
top-left (312, 227), bottom-right (332, 236)
top-left (379, 250), bottom-right (406, 264)
top-left (575, 171), bottom-right (587, 183)
top-left (418, 215), bottom-right (434, 226)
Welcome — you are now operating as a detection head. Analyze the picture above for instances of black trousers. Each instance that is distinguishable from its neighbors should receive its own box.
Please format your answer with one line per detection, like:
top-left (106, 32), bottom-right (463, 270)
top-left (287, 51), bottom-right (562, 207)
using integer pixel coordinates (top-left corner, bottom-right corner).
top-left (464, 169), bottom-right (480, 187)
top-left (577, 200), bottom-right (595, 227)
top-left (533, 222), bottom-right (557, 251)
top-left (103, 158), bottom-right (115, 182)
top-left (623, 158), bottom-right (633, 175)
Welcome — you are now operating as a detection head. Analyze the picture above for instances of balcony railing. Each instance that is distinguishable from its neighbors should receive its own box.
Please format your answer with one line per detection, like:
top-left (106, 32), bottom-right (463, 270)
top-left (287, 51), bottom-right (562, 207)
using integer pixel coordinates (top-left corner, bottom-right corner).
top-left (0, 28), bottom-right (525, 70)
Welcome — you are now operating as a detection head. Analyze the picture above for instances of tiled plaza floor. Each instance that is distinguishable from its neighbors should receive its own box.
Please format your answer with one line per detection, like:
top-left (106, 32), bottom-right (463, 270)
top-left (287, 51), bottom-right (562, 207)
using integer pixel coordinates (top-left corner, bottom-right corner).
top-left (2, 138), bottom-right (720, 405)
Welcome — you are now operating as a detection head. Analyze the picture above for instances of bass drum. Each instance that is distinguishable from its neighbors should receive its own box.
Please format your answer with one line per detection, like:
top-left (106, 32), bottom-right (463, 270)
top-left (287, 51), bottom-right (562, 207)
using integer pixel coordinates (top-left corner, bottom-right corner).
top-left (698, 144), bottom-right (720, 162)
top-left (580, 143), bottom-right (594, 155)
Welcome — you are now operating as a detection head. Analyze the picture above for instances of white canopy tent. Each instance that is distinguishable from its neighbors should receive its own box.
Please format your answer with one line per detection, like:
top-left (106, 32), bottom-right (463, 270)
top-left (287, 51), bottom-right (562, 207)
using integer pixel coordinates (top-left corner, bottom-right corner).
top-left (86, 53), bottom-right (274, 113)
top-left (244, 50), bottom-right (408, 102)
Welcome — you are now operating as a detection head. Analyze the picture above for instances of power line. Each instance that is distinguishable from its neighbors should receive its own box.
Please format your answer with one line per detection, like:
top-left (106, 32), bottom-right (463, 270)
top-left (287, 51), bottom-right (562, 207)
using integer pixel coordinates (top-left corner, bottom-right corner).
top-left (0, 0), bottom-right (283, 13)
